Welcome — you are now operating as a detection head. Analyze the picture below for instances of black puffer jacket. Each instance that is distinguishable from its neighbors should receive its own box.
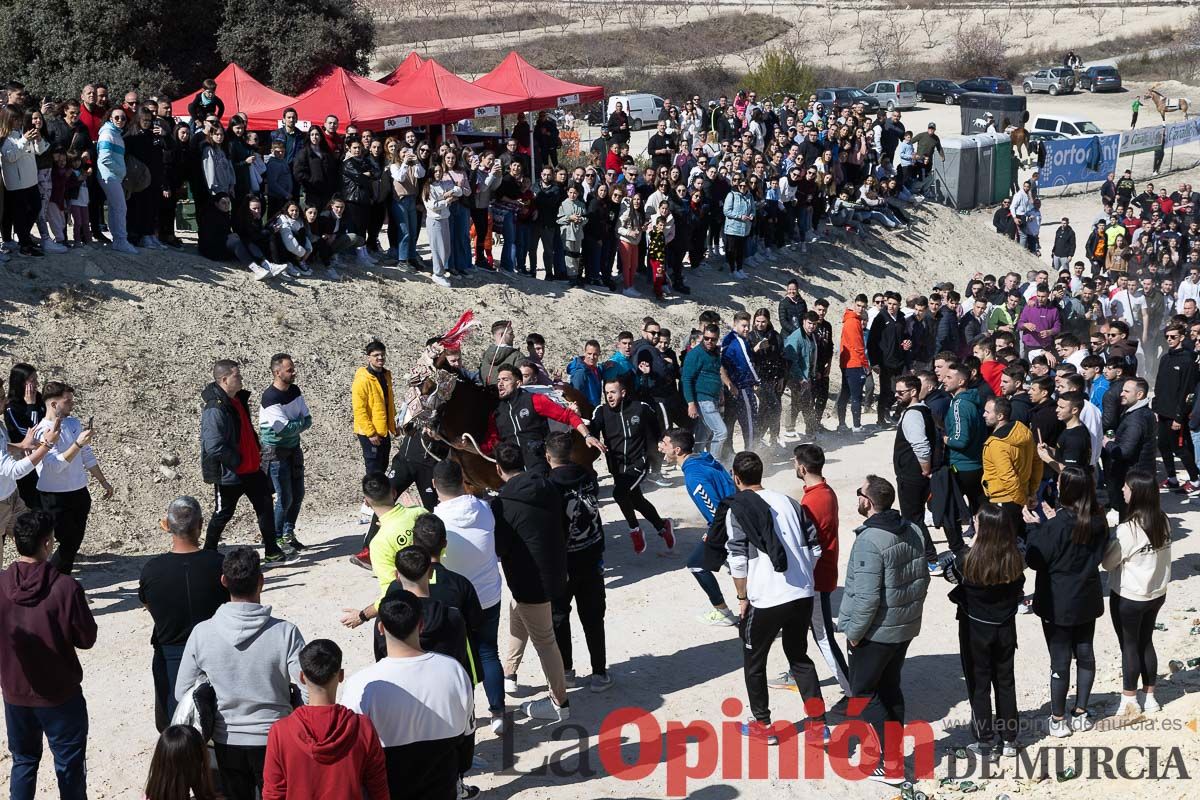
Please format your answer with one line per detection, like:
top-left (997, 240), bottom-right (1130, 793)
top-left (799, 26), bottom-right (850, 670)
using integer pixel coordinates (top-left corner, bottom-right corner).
top-left (292, 145), bottom-right (339, 198)
top-left (341, 154), bottom-right (379, 206)
top-left (199, 383), bottom-right (257, 485)
top-left (1105, 400), bottom-right (1157, 474)
top-left (492, 471), bottom-right (567, 604)
top-left (1025, 509), bottom-right (1107, 625)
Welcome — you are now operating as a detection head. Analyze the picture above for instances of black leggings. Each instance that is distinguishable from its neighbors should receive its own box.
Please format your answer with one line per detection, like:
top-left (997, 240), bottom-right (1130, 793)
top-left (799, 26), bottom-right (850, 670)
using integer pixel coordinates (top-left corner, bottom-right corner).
top-left (6, 186), bottom-right (40, 248)
top-left (959, 617), bottom-right (1018, 747)
top-left (724, 233), bottom-right (746, 271)
top-left (611, 465), bottom-right (664, 532)
top-left (1109, 591), bottom-right (1165, 691)
top-left (1041, 619), bottom-right (1096, 717)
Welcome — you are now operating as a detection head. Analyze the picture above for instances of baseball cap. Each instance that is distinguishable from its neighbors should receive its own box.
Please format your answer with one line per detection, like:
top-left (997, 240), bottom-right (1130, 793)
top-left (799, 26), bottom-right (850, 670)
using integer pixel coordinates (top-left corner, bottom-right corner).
top-left (927, 122), bottom-right (937, 129)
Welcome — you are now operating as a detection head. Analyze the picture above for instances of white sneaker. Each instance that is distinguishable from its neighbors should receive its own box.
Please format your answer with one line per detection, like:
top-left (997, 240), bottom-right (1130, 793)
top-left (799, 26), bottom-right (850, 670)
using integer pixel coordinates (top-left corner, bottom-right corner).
top-left (249, 263), bottom-right (270, 281)
top-left (1069, 711), bottom-right (1094, 732)
top-left (285, 265), bottom-right (301, 278)
top-left (112, 239), bottom-right (139, 255)
top-left (432, 274), bottom-right (451, 287)
top-left (1046, 716), bottom-right (1072, 738)
top-left (1142, 693), bottom-right (1161, 713)
top-left (42, 240), bottom-right (69, 254)
top-left (504, 676), bottom-right (519, 694)
top-left (699, 608), bottom-right (738, 626)
top-left (267, 261), bottom-right (289, 278)
top-left (1116, 696), bottom-right (1141, 716)
top-left (296, 262), bottom-right (313, 277)
top-left (490, 713), bottom-right (505, 735)
top-left (621, 287), bottom-right (641, 297)
top-left (521, 697), bottom-right (570, 722)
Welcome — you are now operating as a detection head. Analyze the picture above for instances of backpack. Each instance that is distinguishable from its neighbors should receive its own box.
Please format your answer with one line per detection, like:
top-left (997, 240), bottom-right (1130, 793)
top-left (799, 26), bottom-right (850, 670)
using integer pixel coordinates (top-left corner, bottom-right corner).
top-left (124, 154), bottom-right (151, 195)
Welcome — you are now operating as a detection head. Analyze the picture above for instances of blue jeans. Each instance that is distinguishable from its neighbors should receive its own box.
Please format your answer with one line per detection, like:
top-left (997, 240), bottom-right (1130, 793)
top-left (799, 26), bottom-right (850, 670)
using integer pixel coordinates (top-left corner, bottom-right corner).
top-left (687, 540), bottom-right (726, 607)
top-left (267, 449), bottom-right (306, 539)
top-left (152, 643), bottom-right (187, 732)
top-left (449, 203), bottom-right (472, 271)
top-left (496, 209), bottom-right (517, 272)
top-left (694, 399), bottom-right (727, 454)
top-left (479, 602), bottom-right (504, 713)
top-left (390, 195), bottom-right (419, 261)
top-left (797, 206), bottom-right (813, 239)
top-left (837, 367), bottom-right (867, 428)
top-left (6, 693), bottom-right (88, 800)
top-left (515, 223), bottom-right (533, 271)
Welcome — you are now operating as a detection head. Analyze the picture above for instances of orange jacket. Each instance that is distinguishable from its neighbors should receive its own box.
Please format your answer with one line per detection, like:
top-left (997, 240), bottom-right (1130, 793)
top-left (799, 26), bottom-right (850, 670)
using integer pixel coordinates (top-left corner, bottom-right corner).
top-left (839, 308), bottom-right (868, 369)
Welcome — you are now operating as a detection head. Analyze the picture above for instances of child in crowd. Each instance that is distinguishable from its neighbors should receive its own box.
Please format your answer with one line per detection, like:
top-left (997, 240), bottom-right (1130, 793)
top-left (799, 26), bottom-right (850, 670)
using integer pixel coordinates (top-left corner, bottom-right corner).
top-left (66, 150), bottom-right (91, 244)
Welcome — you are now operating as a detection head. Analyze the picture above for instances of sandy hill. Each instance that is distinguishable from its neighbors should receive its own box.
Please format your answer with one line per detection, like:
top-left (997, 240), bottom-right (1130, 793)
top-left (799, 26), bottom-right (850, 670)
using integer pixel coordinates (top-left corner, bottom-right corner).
top-left (0, 203), bottom-right (1041, 556)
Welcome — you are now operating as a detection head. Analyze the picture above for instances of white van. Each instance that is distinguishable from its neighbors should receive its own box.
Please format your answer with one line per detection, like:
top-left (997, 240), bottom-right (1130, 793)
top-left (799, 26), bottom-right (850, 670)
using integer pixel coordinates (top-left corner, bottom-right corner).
top-left (606, 93), bottom-right (664, 131)
top-left (863, 79), bottom-right (919, 111)
top-left (1029, 114), bottom-right (1103, 136)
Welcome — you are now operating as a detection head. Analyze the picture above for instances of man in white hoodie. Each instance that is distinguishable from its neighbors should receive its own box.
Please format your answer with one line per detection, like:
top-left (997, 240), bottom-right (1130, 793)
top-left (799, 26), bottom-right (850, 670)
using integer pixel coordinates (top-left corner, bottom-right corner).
top-left (432, 459), bottom-right (505, 732)
top-left (725, 451), bottom-right (826, 744)
top-left (175, 547), bottom-right (305, 800)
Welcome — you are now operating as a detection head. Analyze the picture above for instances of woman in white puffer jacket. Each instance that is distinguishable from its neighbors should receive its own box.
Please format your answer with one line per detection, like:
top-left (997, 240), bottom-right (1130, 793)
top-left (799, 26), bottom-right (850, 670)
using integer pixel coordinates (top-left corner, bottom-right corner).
top-left (271, 201), bottom-right (314, 276)
top-left (1, 105), bottom-right (49, 256)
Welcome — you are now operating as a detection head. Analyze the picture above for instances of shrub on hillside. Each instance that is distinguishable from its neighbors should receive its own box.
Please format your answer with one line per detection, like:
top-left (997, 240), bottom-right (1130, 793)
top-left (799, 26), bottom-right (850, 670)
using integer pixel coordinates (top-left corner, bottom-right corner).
top-left (944, 24), bottom-right (1014, 80)
top-left (743, 49), bottom-right (818, 100)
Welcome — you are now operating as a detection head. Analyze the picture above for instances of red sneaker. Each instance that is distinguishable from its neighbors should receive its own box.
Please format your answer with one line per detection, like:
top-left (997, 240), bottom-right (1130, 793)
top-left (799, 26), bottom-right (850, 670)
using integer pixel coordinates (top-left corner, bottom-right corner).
top-left (1160, 478), bottom-right (1179, 493)
top-left (629, 527), bottom-right (647, 555)
top-left (349, 547), bottom-right (372, 570)
top-left (1179, 480), bottom-right (1198, 495)
top-left (659, 519), bottom-right (675, 550)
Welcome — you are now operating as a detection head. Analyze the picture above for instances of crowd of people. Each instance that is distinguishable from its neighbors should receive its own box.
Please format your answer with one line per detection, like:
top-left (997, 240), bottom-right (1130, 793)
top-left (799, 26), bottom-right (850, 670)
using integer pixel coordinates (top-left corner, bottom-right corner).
top-left (1, 234), bottom-right (1191, 797)
top-left (0, 80), bottom-right (939, 295)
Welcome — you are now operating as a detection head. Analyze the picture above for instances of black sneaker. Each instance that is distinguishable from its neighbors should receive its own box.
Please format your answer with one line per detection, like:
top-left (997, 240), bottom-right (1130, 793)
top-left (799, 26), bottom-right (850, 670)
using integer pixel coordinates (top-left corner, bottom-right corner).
top-left (867, 766), bottom-right (905, 786)
top-left (287, 535), bottom-right (307, 551)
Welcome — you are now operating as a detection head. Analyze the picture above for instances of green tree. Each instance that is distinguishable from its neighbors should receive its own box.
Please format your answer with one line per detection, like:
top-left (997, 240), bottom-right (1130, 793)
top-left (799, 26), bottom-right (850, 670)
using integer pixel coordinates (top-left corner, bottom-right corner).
top-left (742, 49), bottom-right (817, 101)
top-left (217, 0), bottom-right (376, 95)
top-left (0, 0), bottom-right (375, 99)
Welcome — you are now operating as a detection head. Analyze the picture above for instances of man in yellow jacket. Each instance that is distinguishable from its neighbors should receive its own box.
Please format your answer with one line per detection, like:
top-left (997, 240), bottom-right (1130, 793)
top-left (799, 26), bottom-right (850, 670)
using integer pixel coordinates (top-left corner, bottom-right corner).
top-left (352, 340), bottom-right (396, 475)
top-left (981, 395), bottom-right (1042, 534)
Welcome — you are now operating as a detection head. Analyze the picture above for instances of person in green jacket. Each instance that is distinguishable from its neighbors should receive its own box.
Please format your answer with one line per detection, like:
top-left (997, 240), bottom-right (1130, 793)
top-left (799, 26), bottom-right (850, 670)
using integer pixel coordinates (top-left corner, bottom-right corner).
top-left (782, 312), bottom-right (819, 439)
top-left (681, 324), bottom-right (727, 454)
top-left (943, 364), bottom-right (985, 555)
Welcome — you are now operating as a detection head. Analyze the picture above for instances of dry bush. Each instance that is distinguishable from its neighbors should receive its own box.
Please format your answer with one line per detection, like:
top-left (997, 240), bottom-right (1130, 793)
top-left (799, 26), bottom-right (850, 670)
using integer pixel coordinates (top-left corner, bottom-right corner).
top-left (436, 12), bottom-right (790, 73)
top-left (943, 24), bottom-right (1013, 80)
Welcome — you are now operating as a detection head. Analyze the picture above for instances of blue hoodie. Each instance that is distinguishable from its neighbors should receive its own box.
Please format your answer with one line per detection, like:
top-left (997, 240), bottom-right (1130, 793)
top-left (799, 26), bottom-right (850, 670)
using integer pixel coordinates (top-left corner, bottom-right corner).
top-left (566, 356), bottom-right (602, 407)
top-left (602, 352), bottom-right (633, 382)
top-left (721, 330), bottom-right (759, 390)
top-left (681, 452), bottom-right (736, 523)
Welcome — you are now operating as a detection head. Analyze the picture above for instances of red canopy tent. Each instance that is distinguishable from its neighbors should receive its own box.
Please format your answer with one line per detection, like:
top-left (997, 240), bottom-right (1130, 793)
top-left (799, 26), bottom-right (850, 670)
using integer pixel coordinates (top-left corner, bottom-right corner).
top-left (379, 52), bottom-right (425, 86)
top-left (473, 52), bottom-right (604, 165)
top-left (379, 58), bottom-right (525, 124)
top-left (171, 63), bottom-right (296, 122)
top-left (246, 67), bottom-right (440, 131)
top-left (473, 52), bottom-right (604, 113)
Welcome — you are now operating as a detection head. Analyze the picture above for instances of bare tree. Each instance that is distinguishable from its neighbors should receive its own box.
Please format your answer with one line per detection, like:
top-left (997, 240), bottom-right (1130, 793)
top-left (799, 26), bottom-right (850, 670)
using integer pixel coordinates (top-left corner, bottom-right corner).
top-left (853, 10), bottom-right (869, 49)
top-left (917, 9), bottom-right (941, 49)
top-left (816, 19), bottom-right (839, 57)
top-left (1020, 11), bottom-right (1036, 40)
top-left (1084, 5), bottom-right (1109, 35)
top-left (1047, 7), bottom-right (1062, 27)
top-left (953, 10), bottom-right (968, 40)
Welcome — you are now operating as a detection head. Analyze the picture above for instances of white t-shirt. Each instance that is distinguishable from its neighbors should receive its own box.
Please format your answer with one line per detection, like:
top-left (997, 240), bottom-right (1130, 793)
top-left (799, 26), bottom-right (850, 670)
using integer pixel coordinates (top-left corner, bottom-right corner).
top-left (341, 652), bottom-right (473, 748)
top-left (31, 416), bottom-right (95, 493)
top-left (1109, 289), bottom-right (1145, 327)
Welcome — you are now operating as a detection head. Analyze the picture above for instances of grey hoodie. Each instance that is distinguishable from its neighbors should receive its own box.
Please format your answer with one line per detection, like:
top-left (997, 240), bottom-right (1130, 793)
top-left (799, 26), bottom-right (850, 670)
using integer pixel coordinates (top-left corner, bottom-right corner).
top-left (175, 602), bottom-right (304, 745)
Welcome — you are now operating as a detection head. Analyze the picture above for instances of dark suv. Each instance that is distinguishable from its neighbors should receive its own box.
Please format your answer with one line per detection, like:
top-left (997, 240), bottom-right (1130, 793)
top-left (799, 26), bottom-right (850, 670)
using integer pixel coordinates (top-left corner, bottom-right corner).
top-left (1079, 65), bottom-right (1122, 93)
top-left (960, 77), bottom-right (1014, 95)
top-left (815, 87), bottom-right (881, 111)
top-left (916, 79), bottom-right (965, 105)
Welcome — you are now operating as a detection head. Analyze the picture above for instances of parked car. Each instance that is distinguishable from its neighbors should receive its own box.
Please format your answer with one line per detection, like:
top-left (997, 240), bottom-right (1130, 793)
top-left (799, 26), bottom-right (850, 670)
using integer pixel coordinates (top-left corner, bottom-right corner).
top-left (1027, 129), bottom-right (1068, 146)
top-left (862, 79), bottom-right (919, 110)
top-left (1078, 65), bottom-right (1123, 93)
top-left (605, 93), bottom-right (663, 131)
top-left (960, 77), bottom-right (1014, 95)
top-left (1030, 114), bottom-right (1103, 136)
top-left (1022, 67), bottom-right (1076, 96)
top-left (815, 87), bottom-right (881, 112)
top-left (916, 79), bottom-right (966, 105)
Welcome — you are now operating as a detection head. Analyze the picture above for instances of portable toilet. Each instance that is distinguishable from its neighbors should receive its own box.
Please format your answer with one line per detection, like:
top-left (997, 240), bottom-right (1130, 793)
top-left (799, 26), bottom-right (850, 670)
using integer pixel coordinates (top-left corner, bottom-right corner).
top-left (932, 136), bottom-right (979, 210)
top-left (975, 135), bottom-right (995, 207)
top-left (990, 134), bottom-right (1015, 202)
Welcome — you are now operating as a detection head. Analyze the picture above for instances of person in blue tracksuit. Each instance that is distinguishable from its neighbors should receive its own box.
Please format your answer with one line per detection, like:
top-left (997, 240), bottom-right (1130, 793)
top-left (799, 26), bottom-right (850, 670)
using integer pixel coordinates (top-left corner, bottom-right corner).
top-left (659, 427), bottom-right (739, 626)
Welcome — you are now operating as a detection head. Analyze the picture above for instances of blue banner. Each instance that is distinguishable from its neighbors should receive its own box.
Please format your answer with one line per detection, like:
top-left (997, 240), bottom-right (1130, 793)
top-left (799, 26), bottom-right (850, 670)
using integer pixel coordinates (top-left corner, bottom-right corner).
top-left (1040, 134), bottom-right (1121, 188)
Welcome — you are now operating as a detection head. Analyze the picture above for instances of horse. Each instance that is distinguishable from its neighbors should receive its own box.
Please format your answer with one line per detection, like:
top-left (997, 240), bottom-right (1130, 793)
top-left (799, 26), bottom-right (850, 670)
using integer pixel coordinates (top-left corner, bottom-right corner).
top-left (1149, 85), bottom-right (1190, 121)
top-left (1007, 109), bottom-right (1031, 164)
top-left (409, 356), bottom-right (599, 493)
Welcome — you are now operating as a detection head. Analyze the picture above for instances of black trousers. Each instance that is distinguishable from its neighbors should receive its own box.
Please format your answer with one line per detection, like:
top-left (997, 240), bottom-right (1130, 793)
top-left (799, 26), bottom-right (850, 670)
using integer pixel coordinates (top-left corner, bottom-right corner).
top-left (212, 742), bottom-right (266, 800)
top-left (41, 488), bottom-right (91, 575)
top-left (1109, 592), bottom-right (1165, 692)
top-left (1157, 417), bottom-right (1198, 483)
top-left (896, 475), bottom-right (936, 562)
top-left (363, 453), bottom-right (437, 549)
top-left (848, 638), bottom-right (911, 767)
top-left (611, 465), bottom-right (664, 532)
top-left (876, 366), bottom-right (899, 425)
top-left (470, 207), bottom-right (491, 265)
top-left (741, 596), bottom-right (824, 724)
top-left (87, 171), bottom-right (105, 237)
top-left (958, 617), bottom-right (1018, 747)
top-left (551, 557), bottom-right (607, 675)
top-left (944, 468), bottom-right (983, 554)
top-left (203, 472), bottom-right (279, 555)
top-left (812, 373), bottom-right (831, 422)
top-left (7, 186), bottom-right (40, 248)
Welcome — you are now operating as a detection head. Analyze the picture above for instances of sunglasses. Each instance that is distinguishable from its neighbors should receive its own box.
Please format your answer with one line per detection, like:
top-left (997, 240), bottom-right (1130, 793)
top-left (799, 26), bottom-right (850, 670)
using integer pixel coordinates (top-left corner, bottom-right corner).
top-left (703, 336), bottom-right (719, 343)
top-left (645, 329), bottom-right (660, 336)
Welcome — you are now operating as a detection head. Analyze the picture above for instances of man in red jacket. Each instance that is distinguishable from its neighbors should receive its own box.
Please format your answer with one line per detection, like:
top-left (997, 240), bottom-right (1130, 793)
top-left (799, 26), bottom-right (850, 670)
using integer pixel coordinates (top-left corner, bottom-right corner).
top-left (0, 511), bottom-right (97, 800)
top-left (263, 639), bottom-right (387, 800)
